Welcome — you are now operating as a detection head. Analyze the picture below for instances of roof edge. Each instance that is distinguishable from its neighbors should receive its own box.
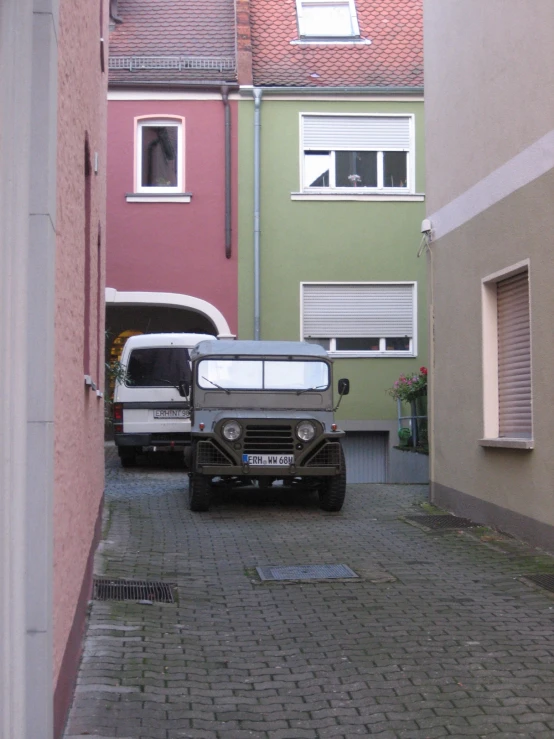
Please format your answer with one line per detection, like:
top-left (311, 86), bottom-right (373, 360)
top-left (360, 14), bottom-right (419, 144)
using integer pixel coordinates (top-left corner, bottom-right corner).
top-left (109, 80), bottom-right (240, 90)
top-left (241, 85), bottom-right (424, 96)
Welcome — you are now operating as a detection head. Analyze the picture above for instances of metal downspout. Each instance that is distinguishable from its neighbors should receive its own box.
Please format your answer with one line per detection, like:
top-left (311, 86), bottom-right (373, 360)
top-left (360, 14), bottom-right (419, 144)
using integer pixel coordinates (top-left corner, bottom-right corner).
top-left (253, 88), bottom-right (262, 339)
top-left (221, 86), bottom-right (232, 259)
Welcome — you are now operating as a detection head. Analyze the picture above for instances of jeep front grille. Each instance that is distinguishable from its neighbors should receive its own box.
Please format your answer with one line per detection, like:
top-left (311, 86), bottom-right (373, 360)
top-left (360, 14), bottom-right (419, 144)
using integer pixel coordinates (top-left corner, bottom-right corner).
top-left (243, 424), bottom-right (295, 454)
top-left (306, 442), bottom-right (342, 467)
top-left (196, 440), bottom-right (233, 466)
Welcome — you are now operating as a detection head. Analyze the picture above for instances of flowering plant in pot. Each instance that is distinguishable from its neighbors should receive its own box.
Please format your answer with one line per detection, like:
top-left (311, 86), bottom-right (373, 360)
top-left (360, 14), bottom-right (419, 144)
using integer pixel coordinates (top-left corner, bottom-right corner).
top-left (388, 367), bottom-right (427, 403)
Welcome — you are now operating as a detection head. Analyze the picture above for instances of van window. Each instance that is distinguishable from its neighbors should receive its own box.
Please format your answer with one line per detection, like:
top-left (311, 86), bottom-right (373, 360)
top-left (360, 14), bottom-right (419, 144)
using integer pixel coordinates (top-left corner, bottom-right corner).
top-left (126, 348), bottom-right (191, 388)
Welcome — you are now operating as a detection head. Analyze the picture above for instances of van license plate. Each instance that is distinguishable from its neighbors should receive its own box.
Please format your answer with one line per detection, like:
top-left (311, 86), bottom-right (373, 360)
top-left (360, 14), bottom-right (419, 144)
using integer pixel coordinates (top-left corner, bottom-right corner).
top-left (153, 409), bottom-right (189, 419)
top-left (242, 454), bottom-right (294, 466)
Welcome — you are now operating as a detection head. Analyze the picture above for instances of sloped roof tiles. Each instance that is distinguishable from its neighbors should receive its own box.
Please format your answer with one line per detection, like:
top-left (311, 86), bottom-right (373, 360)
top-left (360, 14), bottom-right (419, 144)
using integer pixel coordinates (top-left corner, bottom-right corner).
top-left (109, 0), bottom-right (237, 85)
top-left (249, 0), bottom-right (423, 88)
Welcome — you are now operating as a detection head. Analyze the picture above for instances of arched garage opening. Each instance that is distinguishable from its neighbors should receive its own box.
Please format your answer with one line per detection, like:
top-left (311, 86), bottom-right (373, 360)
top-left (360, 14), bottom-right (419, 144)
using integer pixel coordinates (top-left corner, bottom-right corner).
top-left (105, 288), bottom-right (233, 339)
top-left (104, 290), bottom-right (234, 435)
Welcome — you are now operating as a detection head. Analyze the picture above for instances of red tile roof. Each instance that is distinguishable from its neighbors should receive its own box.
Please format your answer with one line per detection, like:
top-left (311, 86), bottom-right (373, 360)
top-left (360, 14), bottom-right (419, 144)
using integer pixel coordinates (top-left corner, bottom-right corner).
top-left (249, 0), bottom-right (423, 88)
top-left (109, 0), bottom-right (237, 85)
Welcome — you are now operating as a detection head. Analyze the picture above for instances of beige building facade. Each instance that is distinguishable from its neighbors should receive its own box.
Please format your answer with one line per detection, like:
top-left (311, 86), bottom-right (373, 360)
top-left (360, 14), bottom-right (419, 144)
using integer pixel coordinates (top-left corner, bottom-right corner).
top-left (423, 0), bottom-right (554, 549)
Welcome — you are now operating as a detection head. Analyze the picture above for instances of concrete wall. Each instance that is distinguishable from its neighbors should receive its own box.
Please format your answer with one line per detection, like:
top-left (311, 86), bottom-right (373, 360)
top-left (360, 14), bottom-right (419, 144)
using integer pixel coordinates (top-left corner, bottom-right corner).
top-left (238, 96), bottom-right (427, 426)
top-left (424, 0), bottom-right (554, 548)
top-left (53, 0), bottom-right (107, 732)
top-left (107, 97), bottom-right (239, 334)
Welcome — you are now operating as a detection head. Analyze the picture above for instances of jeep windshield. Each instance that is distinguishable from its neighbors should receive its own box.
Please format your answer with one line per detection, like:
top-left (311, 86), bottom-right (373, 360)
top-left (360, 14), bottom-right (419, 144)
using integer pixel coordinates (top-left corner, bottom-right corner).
top-left (197, 359), bottom-right (329, 391)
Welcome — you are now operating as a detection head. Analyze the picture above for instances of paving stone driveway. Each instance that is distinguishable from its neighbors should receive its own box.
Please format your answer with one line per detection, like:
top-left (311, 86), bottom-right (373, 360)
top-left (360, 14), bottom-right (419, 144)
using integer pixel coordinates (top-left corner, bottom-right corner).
top-left (64, 444), bottom-right (554, 739)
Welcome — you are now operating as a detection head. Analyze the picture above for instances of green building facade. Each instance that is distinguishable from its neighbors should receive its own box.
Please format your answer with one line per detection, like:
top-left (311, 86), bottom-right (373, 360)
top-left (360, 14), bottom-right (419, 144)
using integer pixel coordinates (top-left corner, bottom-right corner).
top-left (237, 93), bottom-right (428, 482)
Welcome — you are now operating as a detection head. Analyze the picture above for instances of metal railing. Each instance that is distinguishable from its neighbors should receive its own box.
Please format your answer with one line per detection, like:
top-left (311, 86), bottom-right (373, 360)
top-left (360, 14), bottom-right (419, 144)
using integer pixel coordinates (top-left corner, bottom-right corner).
top-left (109, 55), bottom-right (236, 73)
top-left (397, 398), bottom-right (428, 450)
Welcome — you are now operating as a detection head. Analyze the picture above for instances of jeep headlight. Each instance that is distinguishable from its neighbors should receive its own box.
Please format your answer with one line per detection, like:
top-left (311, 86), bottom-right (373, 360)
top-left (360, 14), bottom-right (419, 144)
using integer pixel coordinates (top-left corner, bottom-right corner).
top-left (296, 421), bottom-right (316, 442)
top-left (222, 420), bottom-right (242, 441)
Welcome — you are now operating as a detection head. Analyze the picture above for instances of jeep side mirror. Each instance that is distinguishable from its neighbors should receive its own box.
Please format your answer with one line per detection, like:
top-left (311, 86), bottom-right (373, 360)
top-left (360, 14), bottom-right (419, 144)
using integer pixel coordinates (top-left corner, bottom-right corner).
top-left (178, 381), bottom-right (190, 398)
top-left (338, 378), bottom-right (350, 396)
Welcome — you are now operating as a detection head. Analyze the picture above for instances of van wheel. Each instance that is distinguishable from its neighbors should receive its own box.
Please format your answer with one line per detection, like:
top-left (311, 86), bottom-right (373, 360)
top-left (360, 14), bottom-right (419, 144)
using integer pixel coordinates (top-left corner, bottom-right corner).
top-left (118, 448), bottom-right (137, 468)
top-left (189, 473), bottom-right (212, 512)
top-left (318, 445), bottom-right (346, 512)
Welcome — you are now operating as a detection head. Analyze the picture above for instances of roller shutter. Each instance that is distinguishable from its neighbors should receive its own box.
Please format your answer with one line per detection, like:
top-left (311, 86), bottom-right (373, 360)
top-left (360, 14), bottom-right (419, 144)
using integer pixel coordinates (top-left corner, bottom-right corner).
top-left (303, 116), bottom-right (411, 151)
top-left (497, 270), bottom-right (531, 438)
top-left (302, 283), bottom-right (414, 339)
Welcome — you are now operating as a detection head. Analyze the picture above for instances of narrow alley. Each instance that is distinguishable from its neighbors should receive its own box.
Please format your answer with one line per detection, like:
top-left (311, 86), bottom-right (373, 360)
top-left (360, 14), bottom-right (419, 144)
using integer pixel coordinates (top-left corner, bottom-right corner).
top-left (64, 446), bottom-right (554, 739)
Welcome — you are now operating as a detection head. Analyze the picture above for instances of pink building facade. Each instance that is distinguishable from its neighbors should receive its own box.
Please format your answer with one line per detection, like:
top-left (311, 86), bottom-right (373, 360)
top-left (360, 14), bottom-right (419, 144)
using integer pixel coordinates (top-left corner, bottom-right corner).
top-left (106, 0), bottom-right (240, 358)
top-left (0, 0), bottom-right (107, 737)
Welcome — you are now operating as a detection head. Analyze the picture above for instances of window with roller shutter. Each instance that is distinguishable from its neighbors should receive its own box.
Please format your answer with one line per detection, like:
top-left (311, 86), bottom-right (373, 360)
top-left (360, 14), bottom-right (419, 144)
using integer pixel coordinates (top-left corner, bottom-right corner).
top-left (301, 114), bottom-right (414, 193)
top-left (481, 262), bottom-right (533, 447)
top-left (497, 270), bottom-right (532, 438)
top-left (301, 282), bottom-right (417, 356)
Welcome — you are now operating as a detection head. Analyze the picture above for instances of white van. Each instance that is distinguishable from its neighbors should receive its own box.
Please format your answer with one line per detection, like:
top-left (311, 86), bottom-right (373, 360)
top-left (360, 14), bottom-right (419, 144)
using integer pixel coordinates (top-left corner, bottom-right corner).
top-left (112, 332), bottom-right (216, 466)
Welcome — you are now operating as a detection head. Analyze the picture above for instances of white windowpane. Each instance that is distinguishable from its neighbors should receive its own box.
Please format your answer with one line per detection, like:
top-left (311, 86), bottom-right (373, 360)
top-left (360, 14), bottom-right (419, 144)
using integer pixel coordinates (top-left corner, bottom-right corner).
top-left (304, 152), bottom-right (330, 187)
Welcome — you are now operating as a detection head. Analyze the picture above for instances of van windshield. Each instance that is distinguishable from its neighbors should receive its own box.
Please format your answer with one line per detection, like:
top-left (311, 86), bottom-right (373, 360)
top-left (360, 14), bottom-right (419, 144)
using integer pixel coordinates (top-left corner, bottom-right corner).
top-left (126, 348), bottom-right (191, 388)
top-left (198, 359), bottom-right (329, 391)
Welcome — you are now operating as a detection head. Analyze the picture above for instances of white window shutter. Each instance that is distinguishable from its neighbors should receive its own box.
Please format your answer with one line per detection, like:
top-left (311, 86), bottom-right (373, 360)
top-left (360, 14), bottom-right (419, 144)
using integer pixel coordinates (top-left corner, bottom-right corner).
top-left (497, 270), bottom-right (532, 438)
top-left (303, 284), bottom-right (414, 338)
top-left (303, 116), bottom-right (411, 151)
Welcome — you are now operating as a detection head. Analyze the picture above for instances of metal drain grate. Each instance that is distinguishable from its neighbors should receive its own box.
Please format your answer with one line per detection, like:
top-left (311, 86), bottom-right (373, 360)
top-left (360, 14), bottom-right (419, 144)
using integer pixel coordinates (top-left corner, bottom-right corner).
top-left (256, 564), bottom-right (359, 581)
top-left (522, 574), bottom-right (554, 594)
top-left (404, 515), bottom-right (476, 530)
top-left (93, 578), bottom-right (176, 603)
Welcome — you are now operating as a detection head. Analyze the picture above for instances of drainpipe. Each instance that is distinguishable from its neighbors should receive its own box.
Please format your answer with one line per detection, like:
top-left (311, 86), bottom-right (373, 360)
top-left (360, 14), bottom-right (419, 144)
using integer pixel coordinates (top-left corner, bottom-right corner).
top-left (253, 88), bottom-right (262, 339)
top-left (221, 86), bottom-right (232, 259)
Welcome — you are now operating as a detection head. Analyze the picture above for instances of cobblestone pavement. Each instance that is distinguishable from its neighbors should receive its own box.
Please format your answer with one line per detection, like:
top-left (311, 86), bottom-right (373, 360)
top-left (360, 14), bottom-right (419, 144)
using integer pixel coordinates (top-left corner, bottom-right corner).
top-left (64, 444), bottom-right (554, 739)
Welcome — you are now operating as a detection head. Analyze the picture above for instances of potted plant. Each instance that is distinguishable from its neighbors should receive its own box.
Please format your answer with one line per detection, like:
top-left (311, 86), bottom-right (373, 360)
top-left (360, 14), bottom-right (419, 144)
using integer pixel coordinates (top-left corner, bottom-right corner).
top-left (388, 367), bottom-right (428, 450)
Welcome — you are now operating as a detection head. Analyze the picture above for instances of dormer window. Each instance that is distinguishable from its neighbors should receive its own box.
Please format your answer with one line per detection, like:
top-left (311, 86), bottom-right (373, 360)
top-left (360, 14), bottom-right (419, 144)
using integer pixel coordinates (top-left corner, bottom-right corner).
top-left (296, 0), bottom-right (360, 38)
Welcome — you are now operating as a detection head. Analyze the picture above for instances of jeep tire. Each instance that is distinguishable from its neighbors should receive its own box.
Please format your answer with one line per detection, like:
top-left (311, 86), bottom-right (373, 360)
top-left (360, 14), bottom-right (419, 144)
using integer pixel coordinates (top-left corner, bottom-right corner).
top-left (188, 473), bottom-right (212, 511)
top-left (318, 444), bottom-right (346, 512)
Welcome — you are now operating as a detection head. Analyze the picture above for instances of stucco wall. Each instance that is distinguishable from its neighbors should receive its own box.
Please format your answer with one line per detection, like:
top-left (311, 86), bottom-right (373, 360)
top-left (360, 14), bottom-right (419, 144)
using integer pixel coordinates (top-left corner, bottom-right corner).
top-left (106, 98), bottom-right (238, 334)
top-left (424, 0), bottom-right (554, 545)
top-left (429, 173), bottom-right (554, 533)
top-left (424, 0), bottom-right (554, 212)
top-left (238, 97), bottom-right (427, 422)
top-left (53, 0), bottom-right (107, 684)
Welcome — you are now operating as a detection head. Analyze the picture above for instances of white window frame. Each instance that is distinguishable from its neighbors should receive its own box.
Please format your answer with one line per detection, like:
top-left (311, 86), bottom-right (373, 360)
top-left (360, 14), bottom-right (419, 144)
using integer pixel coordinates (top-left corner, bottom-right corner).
top-left (296, 0), bottom-right (360, 38)
top-left (480, 260), bottom-right (533, 449)
top-left (300, 281), bottom-right (418, 358)
top-left (130, 115), bottom-right (188, 202)
top-left (299, 113), bottom-right (415, 196)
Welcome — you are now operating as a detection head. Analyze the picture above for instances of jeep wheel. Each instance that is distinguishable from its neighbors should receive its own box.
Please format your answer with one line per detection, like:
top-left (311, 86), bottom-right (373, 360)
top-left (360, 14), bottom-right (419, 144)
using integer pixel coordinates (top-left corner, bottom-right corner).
top-left (318, 445), bottom-right (346, 512)
top-left (188, 473), bottom-right (212, 512)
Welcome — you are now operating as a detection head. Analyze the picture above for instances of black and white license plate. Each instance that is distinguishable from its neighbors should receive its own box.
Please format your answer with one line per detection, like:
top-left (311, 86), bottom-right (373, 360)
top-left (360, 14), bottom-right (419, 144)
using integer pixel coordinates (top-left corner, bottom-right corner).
top-left (153, 409), bottom-right (190, 419)
top-left (242, 454), bottom-right (294, 466)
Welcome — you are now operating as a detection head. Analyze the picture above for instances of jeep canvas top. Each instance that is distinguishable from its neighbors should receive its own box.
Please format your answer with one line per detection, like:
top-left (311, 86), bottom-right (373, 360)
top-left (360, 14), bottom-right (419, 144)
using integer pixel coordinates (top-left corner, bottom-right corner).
top-left (187, 340), bottom-right (350, 512)
top-left (113, 332), bottom-right (216, 466)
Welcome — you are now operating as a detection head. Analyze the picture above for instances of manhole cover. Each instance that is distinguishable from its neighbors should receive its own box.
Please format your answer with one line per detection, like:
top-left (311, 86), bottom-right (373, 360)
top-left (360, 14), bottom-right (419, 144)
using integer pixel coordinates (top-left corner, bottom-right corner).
top-left (522, 574), bottom-right (554, 594)
top-left (93, 578), bottom-right (176, 603)
top-left (404, 515), bottom-right (476, 530)
top-left (256, 564), bottom-right (359, 581)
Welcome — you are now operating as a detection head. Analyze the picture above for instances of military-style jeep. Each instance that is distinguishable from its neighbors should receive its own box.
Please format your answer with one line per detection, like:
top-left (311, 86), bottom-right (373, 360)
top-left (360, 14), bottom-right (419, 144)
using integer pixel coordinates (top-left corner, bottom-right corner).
top-left (187, 340), bottom-right (350, 512)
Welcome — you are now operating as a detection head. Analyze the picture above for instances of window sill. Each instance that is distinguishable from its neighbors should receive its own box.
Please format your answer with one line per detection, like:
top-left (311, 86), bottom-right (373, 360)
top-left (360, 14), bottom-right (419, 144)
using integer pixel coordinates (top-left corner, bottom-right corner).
top-left (126, 192), bottom-right (192, 203)
top-left (291, 37), bottom-right (371, 46)
top-left (327, 351), bottom-right (415, 359)
top-left (478, 438), bottom-right (534, 450)
top-left (291, 192), bottom-right (425, 202)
